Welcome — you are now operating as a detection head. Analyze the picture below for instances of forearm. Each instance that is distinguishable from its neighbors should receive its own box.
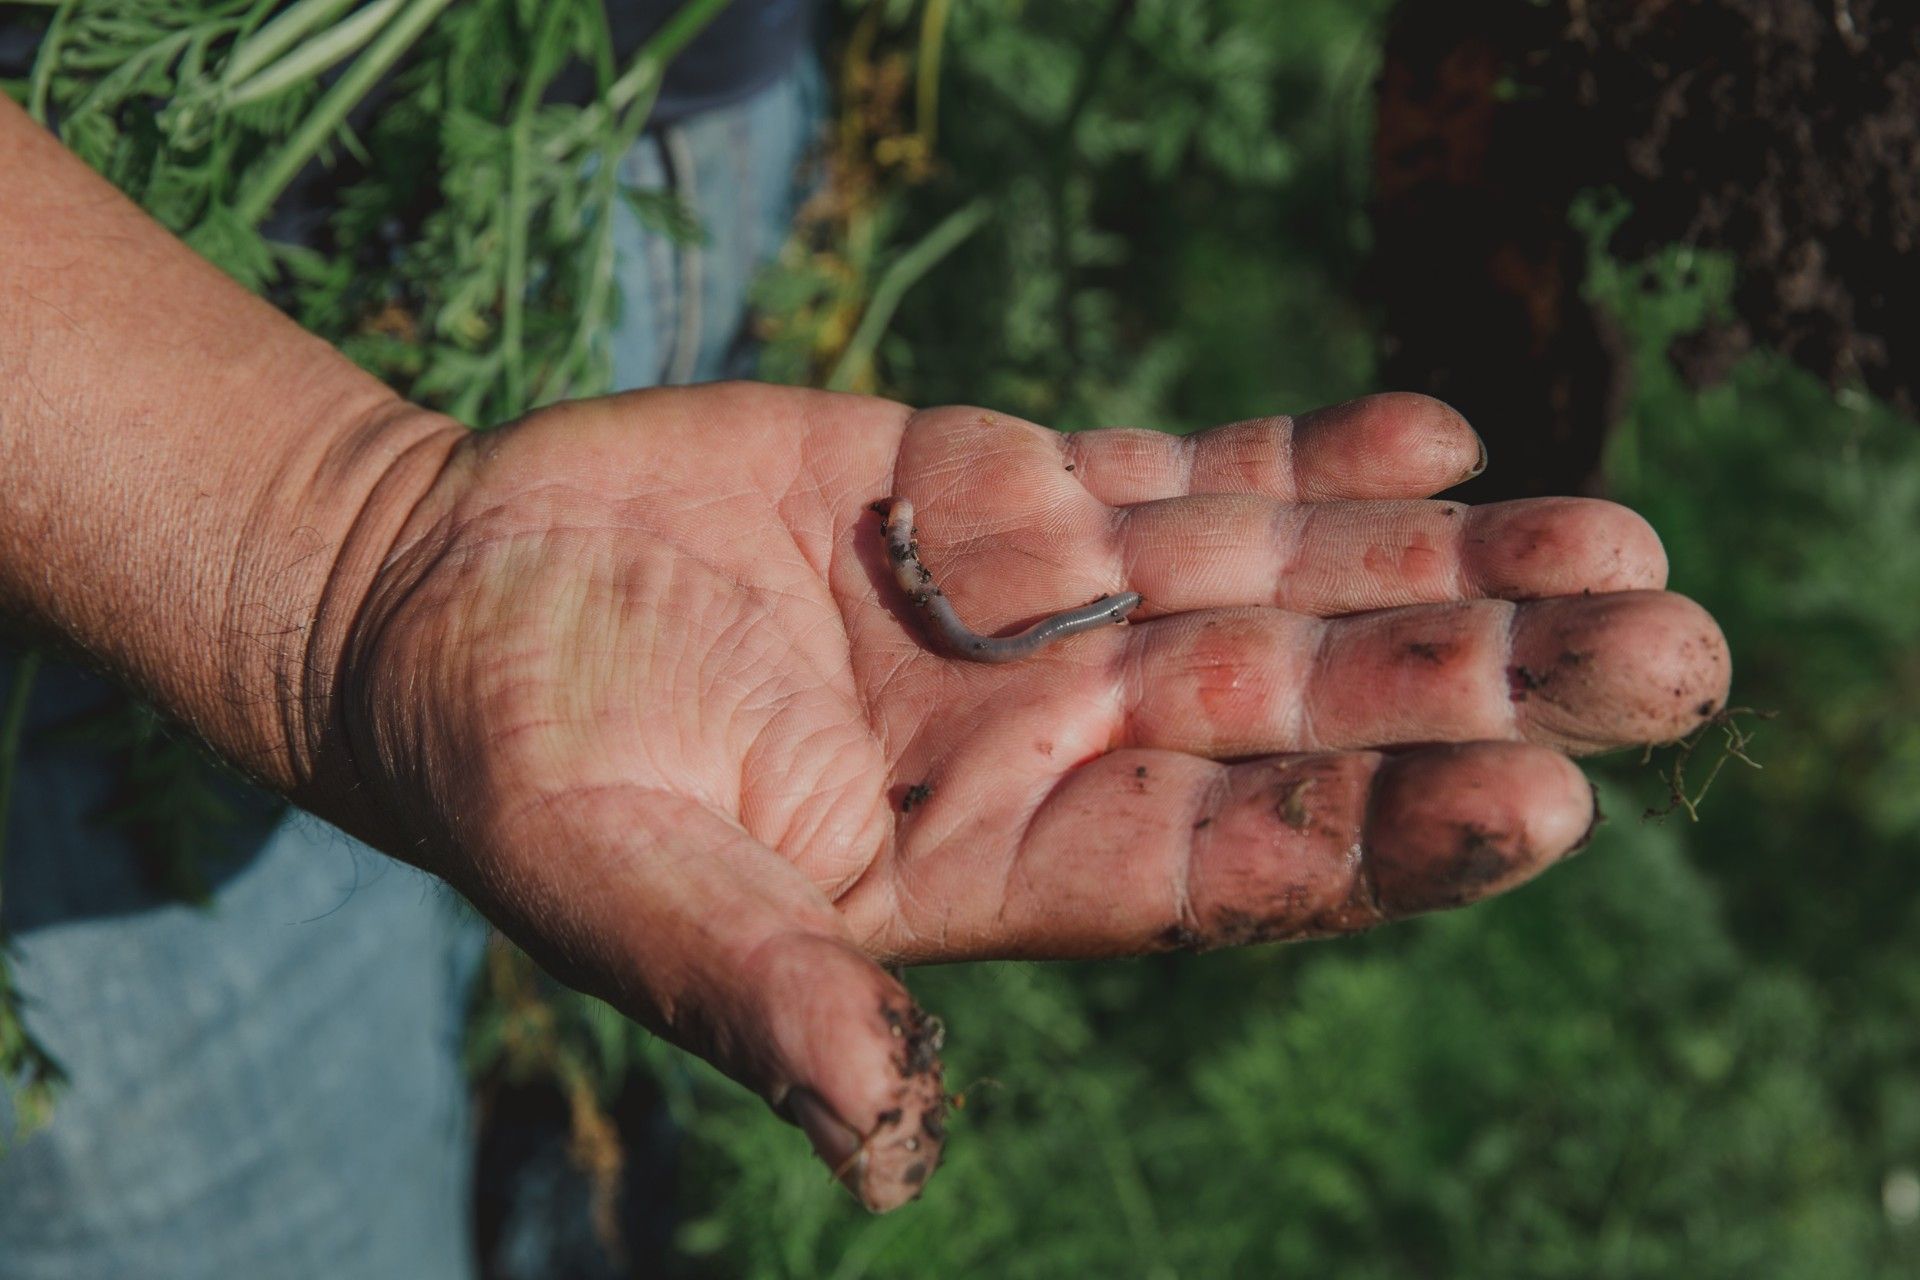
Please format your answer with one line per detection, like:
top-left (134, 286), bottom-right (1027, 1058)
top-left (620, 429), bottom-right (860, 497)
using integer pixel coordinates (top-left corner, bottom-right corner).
top-left (0, 96), bottom-right (460, 800)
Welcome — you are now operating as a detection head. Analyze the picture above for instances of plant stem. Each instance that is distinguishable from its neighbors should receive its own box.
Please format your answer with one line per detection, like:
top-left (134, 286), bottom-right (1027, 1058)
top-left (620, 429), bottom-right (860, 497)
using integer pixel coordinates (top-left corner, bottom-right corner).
top-left (827, 198), bottom-right (991, 392)
top-left (915, 0), bottom-right (952, 155)
top-left (1049, 0), bottom-right (1134, 373)
top-left (532, 0), bottom-right (734, 405)
top-left (539, 0), bottom-right (733, 164)
top-left (67, 29), bottom-right (196, 127)
top-left (502, 0), bottom-right (579, 414)
top-left (533, 77), bottom-right (664, 406)
top-left (224, 0), bottom-right (364, 87)
top-left (232, 0), bottom-right (456, 228)
top-left (27, 0), bottom-right (76, 125)
top-left (0, 651), bottom-right (42, 919)
top-left (226, 0), bottom-right (404, 107)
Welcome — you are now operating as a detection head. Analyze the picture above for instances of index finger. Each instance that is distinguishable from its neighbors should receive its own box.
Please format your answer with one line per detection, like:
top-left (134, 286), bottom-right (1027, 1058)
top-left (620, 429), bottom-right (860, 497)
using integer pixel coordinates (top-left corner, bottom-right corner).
top-left (1061, 392), bottom-right (1487, 506)
top-left (866, 740), bottom-right (1597, 964)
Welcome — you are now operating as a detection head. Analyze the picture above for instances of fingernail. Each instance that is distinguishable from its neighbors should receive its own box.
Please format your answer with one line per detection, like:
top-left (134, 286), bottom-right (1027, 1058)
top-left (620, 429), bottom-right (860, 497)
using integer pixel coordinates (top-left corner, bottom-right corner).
top-left (1466, 433), bottom-right (1489, 479)
top-left (784, 1086), bottom-right (863, 1178)
top-left (1566, 781), bottom-right (1606, 858)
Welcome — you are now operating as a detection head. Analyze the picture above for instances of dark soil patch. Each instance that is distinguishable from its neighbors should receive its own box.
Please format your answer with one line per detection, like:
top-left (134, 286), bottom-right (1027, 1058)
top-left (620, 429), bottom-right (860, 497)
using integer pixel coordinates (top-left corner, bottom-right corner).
top-left (1373, 0), bottom-right (1920, 500)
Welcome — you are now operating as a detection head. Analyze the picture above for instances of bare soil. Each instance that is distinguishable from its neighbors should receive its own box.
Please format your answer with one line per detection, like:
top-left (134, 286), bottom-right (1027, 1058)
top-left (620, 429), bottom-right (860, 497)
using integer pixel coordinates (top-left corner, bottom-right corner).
top-left (1373, 0), bottom-right (1920, 500)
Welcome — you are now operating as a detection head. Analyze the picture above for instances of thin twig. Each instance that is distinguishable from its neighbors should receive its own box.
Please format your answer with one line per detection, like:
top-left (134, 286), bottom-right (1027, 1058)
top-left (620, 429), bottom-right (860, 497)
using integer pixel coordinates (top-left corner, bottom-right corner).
top-left (0, 650), bottom-right (42, 917)
top-left (827, 197), bottom-right (991, 392)
top-left (223, 0), bottom-right (364, 87)
top-left (1048, 0), bottom-right (1135, 372)
top-left (1644, 706), bottom-right (1778, 822)
top-left (225, 0), bottom-right (404, 107)
top-left (232, 0), bottom-right (457, 227)
top-left (27, 0), bottom-right (77, 126)
top-left (914, 0), bottom-right (953, 157)
top-left (502, 0), bottom-right (577, 413)
top-left (531, 0), bottom-right (735, 405)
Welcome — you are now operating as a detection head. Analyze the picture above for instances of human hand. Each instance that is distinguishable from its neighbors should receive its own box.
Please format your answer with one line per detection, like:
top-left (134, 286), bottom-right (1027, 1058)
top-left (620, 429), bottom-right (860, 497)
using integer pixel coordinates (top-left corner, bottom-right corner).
top-left (308, 382), bottom-right (1727, 1210)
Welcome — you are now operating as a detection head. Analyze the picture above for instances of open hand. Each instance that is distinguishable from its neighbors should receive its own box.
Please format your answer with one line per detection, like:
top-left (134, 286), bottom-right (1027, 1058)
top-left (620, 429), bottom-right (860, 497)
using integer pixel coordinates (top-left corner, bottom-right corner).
top-left (321, 382), bottom-right (1728, 1210)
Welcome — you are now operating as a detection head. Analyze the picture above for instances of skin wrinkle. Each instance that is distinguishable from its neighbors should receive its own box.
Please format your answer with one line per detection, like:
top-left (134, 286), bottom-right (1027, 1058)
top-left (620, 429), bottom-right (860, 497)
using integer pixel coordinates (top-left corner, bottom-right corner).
top-left (1293, 616), bottom-right (1335, 752)
top-left (1101, 638), bottom-right (1137, 763)
top-left (1264, 415), bottom-right (1298, 501)
top-left (1112, 621), bottom-right (1149, 756)
top-left (912, 444), bottom-right (1005, 514)
top-left (1177, 763), bottom-right (1231, 941)
top-left (1057, 430), bottom-right (1090, 479)
top-left (849, 425), bottom-right (908, 740)
top-left (738, 696), bottom-right (872, 874)
top-left (1350, 754), bottom-right (1389, 924)
top-left (897, 827), bottom-right (957, 958)
top-left (1500, 598), bottom-right (1527, 739)
top-left (1274, 502), bottom-right (1313, 611)
top-left (247, 395), bottom-right (453, 776)
top-left (999, 766), bottom-right (1077, 931)
top-left (825, 812), bottom-right (907, 950)
top-left (1449, 504), bottom-right (1479, 599)
top-left (1107, 502), bottom-right (1148, 609)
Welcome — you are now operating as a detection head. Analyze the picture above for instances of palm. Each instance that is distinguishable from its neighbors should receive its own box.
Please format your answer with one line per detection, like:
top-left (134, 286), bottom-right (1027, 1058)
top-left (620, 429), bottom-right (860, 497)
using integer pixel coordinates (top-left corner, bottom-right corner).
top-left (343, 381), bottom-right (1728, 1209)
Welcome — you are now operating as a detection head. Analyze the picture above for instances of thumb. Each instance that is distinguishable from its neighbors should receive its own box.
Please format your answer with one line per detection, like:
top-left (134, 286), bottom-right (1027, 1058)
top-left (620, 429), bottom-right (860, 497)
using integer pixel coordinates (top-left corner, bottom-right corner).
top-left (474, 786), bottom-right (947, 1212)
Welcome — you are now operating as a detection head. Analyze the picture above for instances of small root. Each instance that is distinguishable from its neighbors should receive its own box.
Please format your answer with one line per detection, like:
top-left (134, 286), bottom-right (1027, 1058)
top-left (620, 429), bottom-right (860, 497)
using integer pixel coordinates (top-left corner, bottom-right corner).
top-left (1642, 705), bottom-right (1778, 822)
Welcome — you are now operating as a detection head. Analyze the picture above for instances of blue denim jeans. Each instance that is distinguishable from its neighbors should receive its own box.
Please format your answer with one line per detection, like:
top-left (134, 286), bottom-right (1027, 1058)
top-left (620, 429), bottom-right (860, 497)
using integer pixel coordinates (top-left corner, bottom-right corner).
top-left (0, 58), bottom-right (823, 1279)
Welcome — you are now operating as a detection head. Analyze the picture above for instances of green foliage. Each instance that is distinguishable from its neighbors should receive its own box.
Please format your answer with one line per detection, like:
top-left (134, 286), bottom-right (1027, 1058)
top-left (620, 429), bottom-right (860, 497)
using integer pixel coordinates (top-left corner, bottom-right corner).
top-left (757, 0), bottom-right (1387, 426)
top-left (0, 652), bottom-right (64, 1148)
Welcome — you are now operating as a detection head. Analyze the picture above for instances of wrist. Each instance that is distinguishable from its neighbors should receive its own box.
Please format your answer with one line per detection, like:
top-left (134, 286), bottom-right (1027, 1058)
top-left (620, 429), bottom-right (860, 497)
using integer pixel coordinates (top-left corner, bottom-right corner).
top-left (248, 400), bottom-right (466, 823)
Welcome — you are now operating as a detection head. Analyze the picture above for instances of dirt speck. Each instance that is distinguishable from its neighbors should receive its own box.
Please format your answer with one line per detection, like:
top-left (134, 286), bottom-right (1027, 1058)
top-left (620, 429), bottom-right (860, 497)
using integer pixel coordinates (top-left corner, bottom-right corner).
top-left (1278, 777), bottom-right (1315, 830)
top-left (1416, 825), bottom-right (1518, 907)
top-left (1201, 908), bottom-right (1295, 949)
top-left (1406, 640), bottom-right (1450, 664)
top-left (1157, 923), bottom-right (1202, 952)
top-left (901, 782), bottom-right (933, 813)
top-left (1508, 664), bottom-right (1546, 702)
top-left (881, 1003), bottom-right (945, 1079)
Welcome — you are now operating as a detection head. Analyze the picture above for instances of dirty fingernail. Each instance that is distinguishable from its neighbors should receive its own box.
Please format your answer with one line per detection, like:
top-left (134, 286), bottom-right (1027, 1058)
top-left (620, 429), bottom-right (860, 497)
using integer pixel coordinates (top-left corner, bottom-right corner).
top-left (1567, 781), bottom-right (1605, 857)
top-left (784, 1086), bottom-right (863, 1180)
top-left (1466, 432), bottom-right (1489, 479)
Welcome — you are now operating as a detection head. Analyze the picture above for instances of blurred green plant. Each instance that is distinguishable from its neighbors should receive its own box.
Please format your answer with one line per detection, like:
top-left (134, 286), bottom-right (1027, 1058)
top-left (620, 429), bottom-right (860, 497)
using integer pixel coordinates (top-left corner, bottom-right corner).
top-left (3, 3), bottom-right (1919, 1276)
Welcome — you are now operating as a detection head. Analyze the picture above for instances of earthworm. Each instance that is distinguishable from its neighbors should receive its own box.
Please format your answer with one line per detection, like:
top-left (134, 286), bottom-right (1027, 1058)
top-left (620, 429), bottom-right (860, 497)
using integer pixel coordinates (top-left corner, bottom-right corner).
top-left (881, 498), bottom-right (1142, 663)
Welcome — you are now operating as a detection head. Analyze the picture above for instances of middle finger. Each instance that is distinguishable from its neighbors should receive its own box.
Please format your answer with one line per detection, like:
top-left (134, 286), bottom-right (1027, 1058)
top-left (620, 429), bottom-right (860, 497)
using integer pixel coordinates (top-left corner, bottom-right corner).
top-left (1114, 591), bottom-right (1731, 757)
top-left (1113, 494), bottom-right (1668, 617)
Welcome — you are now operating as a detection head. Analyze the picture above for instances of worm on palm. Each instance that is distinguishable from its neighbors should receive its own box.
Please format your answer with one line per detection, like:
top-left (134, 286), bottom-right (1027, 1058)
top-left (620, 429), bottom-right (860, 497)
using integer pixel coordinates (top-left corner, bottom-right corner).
top-left (880, 498), bottom-right (1143, 663)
